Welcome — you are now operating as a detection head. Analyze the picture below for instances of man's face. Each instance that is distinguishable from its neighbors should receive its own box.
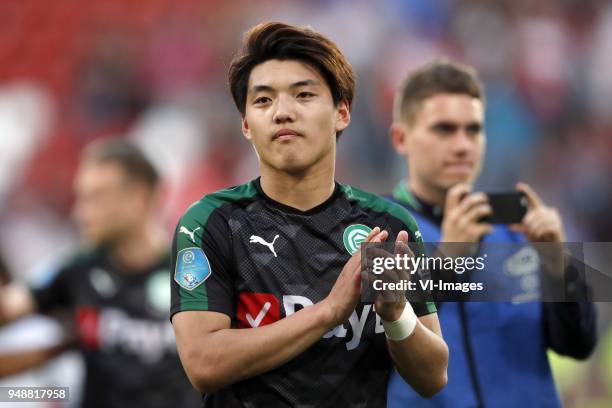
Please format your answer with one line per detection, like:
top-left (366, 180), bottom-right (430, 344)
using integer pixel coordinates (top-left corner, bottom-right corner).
top-left (73, 161), bottom-right (144, 246)
top-left (400, 93), bottom-right (485, 192)
top-left (242, 59), bottom-right (350, 174)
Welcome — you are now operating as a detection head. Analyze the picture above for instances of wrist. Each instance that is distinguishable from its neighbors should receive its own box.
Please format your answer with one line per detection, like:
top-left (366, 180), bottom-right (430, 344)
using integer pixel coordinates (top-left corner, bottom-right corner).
top-left (377, 301), bottom-right (406, 322)
top-left (382, 302), bottom-right (417, 342)
top-left (316, 299), bottom-right (339, 331)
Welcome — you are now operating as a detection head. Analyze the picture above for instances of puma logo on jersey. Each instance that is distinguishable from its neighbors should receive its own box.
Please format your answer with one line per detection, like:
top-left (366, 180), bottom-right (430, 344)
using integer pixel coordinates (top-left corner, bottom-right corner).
top-left (179, 226), bottom-right (201, 242)
top-left (249, 234), bottom-right (280, 257)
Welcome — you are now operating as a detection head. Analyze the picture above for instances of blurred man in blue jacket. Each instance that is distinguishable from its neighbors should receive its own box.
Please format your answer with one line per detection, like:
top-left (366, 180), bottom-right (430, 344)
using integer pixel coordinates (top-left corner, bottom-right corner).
top-left (386, 59), bottom-right (596, 407)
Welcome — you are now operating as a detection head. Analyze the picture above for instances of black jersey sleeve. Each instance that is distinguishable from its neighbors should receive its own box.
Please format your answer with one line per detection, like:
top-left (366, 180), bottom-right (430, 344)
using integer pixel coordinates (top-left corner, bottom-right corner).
top-left (542, 301), bottom-right (597, 359)
top-left (30, 267), bottom-right (72, 313)
top-left (171, 199), bottom-right (235, 321)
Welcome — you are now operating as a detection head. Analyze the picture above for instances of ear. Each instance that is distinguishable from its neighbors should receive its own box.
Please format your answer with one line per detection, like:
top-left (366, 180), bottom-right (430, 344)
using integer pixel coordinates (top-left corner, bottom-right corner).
top-left (390, 122), bottom-right (409, 156)
top-left (241, 116), bottom-right (252, 141)
top-left (334, 101), bottom-right (351, 133)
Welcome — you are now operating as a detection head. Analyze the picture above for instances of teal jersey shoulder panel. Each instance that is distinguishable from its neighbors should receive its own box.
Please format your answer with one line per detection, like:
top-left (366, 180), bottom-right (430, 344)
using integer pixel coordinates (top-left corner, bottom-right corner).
top-left (339, 183), bottom-right (422, 241)
top-left (180, 181), bottom-right (258, 238)
top-left (173, 181), bottom-right (258, 314)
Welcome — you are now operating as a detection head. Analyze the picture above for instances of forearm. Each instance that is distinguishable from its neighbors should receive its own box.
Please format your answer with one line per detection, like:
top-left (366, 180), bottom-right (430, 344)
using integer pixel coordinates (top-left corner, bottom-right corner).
top-left (0, 343), bottom-right (69, 378)
top-left (179, 301), bottom-right (334, 392)
top-left (387, 320), bottom-right (449, 397)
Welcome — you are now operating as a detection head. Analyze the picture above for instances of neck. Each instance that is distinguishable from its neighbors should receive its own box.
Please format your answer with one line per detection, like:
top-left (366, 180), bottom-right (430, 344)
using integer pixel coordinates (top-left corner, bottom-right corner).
top-left (259, 152), bottom-right (335, 211)
top-left (408, 178), bottom-right (447, 208)
top-left (109, 221), bottom-right (167, 273)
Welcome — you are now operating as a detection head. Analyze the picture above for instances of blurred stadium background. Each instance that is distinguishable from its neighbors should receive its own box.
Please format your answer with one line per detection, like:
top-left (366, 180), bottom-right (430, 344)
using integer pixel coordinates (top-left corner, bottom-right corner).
top-left (0, 0), bottom-right (610, 406)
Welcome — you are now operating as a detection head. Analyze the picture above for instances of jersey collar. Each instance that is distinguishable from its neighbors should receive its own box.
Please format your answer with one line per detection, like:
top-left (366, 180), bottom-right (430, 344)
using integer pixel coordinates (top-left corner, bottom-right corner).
top-left (253, 177), bottom-right (341, 215)
top-left (392, 180), bottom-right (443, 225)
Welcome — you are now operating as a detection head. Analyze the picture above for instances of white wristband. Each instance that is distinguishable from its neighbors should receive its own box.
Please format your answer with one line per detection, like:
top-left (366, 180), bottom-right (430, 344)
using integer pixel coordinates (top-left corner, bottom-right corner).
top-left (382, 302), bottom-right (417, 342)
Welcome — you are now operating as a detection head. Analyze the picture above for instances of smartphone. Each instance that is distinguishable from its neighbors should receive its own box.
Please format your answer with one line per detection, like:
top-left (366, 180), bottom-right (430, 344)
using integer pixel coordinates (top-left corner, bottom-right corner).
top-left (480, 192), bottom-right (528, 224)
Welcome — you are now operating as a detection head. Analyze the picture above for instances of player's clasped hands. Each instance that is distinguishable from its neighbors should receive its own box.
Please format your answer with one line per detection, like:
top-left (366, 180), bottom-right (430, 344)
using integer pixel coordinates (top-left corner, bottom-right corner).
top-left (322, 227), bottom-right (414, 328)
top-left (322, 227), bottom-right (387, 328)
top-left (366, 230), bottom-right (415, 322)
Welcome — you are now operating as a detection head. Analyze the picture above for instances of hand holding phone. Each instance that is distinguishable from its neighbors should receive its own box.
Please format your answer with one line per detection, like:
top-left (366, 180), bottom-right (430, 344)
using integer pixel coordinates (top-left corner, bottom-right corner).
top-left (441, 184), bottom-right (493, 243)
top-left (479, 192), bottom-right (528, 224)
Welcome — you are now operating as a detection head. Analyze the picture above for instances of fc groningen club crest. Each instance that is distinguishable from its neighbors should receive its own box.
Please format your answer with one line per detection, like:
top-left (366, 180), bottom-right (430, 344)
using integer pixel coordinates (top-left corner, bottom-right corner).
top-left (343, 224), bottom-right (372, 255)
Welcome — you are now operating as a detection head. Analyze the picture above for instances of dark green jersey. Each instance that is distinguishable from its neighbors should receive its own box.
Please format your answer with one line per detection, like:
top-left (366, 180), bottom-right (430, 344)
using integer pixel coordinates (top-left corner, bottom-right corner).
top-left (171, 178), bottom-right (436, 408)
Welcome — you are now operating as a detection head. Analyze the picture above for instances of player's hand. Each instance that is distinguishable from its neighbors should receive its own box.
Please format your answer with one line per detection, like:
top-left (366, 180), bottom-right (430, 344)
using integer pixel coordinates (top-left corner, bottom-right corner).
top-left (373, 230), bottom-right (411, 322)
top-left (441, 184), bottom-right (493, 243)
top-left (511, 182), bottom-right (566, 242)
top-left (322, 227), bottom-right (388, 329)
top-left (511, 182), bottom-right (567, 280)
top-left (0, 285), bottom-right (6, 324)
top-left (0, 283), bottom-right (35, 326)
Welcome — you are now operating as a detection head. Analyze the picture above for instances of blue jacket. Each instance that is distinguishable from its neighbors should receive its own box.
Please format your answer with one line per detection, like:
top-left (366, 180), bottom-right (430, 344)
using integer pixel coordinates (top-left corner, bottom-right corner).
top-left (387, 183), bottom-right (596, 408)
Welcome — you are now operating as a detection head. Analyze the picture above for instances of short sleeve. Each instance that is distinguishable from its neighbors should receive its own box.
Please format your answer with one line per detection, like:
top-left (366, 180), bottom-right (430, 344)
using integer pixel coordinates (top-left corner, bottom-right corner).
top-left (170, 200), bottom-right (235, 321)
top-left (30, 267), bottom-right (72, 313)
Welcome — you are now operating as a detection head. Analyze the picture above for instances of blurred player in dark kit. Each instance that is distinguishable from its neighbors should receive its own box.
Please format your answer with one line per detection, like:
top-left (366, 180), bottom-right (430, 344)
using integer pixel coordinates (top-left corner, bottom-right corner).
top-left (0, 139), bottom-right (200, 408)
top-left (0, 251), bottom-right (73, 378)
